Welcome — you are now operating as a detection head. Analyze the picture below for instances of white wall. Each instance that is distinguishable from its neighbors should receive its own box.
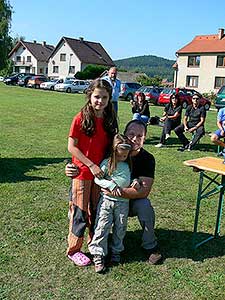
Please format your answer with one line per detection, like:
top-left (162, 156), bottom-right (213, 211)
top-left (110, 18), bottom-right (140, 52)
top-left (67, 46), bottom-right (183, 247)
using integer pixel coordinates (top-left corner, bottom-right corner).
top-left (176, 53), bottom-right (225, 93)
top-left (48, 41), bottom-right (81, 79)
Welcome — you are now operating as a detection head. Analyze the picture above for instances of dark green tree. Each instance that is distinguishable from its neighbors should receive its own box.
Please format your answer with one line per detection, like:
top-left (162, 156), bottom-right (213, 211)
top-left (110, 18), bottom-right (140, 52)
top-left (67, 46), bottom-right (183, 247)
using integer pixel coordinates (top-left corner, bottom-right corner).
top-left (0, 0), bottom-right (12, 74)
top-left (136, 74), bottom-right (163, 86)
top-left (75, 64), bottom-right (108, 79)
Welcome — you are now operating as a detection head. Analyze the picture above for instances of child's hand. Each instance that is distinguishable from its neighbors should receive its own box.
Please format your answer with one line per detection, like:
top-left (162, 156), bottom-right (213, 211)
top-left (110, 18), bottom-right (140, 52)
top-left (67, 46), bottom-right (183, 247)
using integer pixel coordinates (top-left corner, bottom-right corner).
top-left (111, 186), bottom-right (122, 197)
top-left (90, 164), bottom-right (104, 178)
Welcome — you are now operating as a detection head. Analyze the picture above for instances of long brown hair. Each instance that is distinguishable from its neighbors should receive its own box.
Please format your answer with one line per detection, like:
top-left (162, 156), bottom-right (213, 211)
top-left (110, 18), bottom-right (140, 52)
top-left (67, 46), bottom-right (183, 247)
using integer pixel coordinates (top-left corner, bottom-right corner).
top-left (81, 79), bottom-right (118, 138)
top-left (108, 133), bottom-right (132, 176)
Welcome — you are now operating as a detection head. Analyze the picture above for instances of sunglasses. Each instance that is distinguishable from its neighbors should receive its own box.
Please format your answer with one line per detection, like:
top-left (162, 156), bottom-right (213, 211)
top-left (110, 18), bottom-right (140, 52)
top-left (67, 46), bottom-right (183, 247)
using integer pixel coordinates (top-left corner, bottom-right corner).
top-left (192, 97), bottom-right (199, 100)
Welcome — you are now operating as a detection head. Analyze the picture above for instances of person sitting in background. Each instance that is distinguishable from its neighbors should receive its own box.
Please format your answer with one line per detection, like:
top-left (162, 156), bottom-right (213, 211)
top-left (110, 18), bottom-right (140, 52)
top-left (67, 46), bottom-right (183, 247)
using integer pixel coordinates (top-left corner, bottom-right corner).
top-left (174, 94), bottom-right (206, 151)
top-left (155, 93), bottom-right (182, 148)
top-left (211, 106), bottom-right (225, 153)
top-left (130, 92), bottom-right (150, 124)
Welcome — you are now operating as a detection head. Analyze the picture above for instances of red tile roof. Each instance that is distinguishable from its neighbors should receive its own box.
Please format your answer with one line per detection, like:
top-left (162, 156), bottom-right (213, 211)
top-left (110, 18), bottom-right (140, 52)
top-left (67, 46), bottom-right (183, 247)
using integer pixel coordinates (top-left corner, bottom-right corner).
top-left (177, 33), bottom-right (225, 54)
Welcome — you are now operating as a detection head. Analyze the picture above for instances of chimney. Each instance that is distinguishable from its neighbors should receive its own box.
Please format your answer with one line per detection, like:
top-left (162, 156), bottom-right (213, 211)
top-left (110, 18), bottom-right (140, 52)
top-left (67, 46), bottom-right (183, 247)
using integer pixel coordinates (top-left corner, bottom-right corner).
top-left (42, 41), bottom-right (46, 46)
top-left (79, 37), bottom-right (84, 42)
top-left (33, 40), bottom-right (37, 43)
top-left (218, 28), bottom-right (224, 40)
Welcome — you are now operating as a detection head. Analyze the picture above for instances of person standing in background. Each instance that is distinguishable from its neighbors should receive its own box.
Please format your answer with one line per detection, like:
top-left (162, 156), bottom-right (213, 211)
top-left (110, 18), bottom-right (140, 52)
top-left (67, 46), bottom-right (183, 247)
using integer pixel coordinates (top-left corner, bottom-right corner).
top-left (102, 67), bottom-right (121, 115)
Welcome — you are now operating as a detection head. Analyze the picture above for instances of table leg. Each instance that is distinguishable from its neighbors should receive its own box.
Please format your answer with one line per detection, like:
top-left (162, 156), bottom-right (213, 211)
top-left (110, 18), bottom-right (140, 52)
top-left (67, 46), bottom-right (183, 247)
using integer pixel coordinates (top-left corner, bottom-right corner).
top-left (214, 175), bottom-right (225, 237)
top-left (192, 171), bottom-right (204, 248)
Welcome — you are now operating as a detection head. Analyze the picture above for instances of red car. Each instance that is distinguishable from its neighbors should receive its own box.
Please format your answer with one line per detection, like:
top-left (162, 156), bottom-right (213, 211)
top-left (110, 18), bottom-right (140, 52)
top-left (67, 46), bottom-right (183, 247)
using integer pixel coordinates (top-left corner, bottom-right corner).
top-left (158, 88), bottom-right (211, 110)
top-left (134, 86), bottom-right (163, 105)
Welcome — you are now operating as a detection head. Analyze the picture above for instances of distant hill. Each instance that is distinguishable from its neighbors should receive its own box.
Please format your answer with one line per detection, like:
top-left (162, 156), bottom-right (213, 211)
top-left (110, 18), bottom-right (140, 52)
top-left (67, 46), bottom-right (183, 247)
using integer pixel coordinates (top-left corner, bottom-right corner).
top-left (114, 55), bottom-right (175, 81)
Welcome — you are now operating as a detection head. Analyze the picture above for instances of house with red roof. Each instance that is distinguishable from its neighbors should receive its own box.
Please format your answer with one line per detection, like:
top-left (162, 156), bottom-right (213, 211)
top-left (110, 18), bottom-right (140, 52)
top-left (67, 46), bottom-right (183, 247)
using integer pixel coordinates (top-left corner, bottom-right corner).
top-left (174, 28), bottom-right (225, 93)
top-left (9, 40), bottom-right (54, 75)
top-left (48, 37), bottom-right (114, 79)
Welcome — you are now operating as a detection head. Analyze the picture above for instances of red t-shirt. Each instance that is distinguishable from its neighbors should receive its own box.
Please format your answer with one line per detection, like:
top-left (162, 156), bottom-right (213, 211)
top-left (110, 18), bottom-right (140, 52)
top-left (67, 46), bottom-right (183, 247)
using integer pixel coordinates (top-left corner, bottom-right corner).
top-left (69, 112), bottom-right (110, 180)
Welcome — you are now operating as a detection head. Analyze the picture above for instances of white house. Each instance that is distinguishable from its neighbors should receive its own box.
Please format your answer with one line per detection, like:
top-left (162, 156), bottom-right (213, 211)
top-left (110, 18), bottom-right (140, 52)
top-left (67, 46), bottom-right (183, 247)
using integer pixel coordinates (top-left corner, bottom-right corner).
top-left (174, 28), bottom-right (225, 93)
top-left (8, 40), bottom-right (54, 75)
top-left (47, 36), bottom-right (114, 79)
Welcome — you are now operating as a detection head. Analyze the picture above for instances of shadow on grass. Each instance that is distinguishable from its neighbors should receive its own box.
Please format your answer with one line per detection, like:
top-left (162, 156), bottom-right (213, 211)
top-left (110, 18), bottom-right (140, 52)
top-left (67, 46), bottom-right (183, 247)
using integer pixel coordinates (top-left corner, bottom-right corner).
top-left (0, 157), bottom-right (68, 183)
top-left (145, 136), bottom-right (217, 153)
top-left (124, 228), bottom-right (225, 263)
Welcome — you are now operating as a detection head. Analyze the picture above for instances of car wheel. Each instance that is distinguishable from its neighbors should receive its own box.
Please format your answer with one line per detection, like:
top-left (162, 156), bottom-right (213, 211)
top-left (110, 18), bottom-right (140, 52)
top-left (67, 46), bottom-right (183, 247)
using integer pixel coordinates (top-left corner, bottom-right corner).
top-left (182, 101), bottom-right (188, 109)
top-left (35, 84), bottom-right (40, 89)
top-left (204, 103), bottom-right (210, 111)
top-left (50, 86), bottom-right (54, 91)
top-left (126, 93), bottom-right (133, 101)
top-left (66, 87), bottom-right (71, 93)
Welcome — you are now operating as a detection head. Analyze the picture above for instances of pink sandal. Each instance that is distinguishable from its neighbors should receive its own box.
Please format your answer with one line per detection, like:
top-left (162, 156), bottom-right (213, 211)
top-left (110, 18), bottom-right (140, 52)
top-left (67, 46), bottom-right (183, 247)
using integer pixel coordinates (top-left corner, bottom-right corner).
top-left (68, 252), bottom-right (91, 266)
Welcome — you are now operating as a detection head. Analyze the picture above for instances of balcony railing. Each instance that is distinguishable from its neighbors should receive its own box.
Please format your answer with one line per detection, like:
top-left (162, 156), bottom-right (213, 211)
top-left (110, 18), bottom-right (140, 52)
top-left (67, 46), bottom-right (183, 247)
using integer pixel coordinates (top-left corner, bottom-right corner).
top-left (14, 61), bottom-right (33, 67)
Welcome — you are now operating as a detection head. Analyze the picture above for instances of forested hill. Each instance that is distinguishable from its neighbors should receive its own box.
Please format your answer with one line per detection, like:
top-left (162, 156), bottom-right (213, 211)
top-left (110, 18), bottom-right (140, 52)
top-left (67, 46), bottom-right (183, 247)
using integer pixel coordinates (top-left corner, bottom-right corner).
top-left (114, 55), bottom-right (175, 80)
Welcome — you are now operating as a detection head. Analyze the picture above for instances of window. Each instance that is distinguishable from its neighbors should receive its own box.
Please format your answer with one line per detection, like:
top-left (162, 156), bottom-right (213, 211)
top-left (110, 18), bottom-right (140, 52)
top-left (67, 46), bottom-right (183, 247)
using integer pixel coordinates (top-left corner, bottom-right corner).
top-left (53, 66), bottom-right (59, 73)
top-left (188, 56), bottom-right (200, 67)
top-left (16, 56), bottom-right (21, 62)
top-left (217, 56), bottom-right (225, 67)
top-left (186, 76), bottom-right (199, 88)
top-left (69, 66), bottom-right (75, 73)
top-left (27, 56), bottom-right (31, 62)
top-left (60, 53), bottom-right (66, 61)
top-left (215, 77), bottom-right (225, 88)
top-left (39, 68), bottom-right (43, 74)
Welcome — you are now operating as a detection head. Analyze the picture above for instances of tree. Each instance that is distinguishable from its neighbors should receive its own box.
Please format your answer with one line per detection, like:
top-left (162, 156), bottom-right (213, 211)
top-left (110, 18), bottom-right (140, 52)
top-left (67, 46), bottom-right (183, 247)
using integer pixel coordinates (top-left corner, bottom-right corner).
top-left (0, 0), bottom-right (12, 74)
top-left (75, 64), bottom-right (108, 80)
top-left (136, 74), bottom-right (163, 86)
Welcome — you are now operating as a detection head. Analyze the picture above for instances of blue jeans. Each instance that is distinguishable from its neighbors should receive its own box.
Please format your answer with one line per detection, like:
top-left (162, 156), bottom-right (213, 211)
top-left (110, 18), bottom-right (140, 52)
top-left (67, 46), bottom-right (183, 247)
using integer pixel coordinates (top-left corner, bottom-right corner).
top-left (133, 113), bottom-right (149, 124)
top-left (112, 101), bottom-right (118, 115)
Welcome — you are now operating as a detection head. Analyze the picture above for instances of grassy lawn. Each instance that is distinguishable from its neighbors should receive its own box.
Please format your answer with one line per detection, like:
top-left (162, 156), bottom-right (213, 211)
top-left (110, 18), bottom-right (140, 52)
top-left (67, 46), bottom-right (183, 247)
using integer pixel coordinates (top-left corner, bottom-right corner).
top-left (0, 83), bottom-right (224, 300)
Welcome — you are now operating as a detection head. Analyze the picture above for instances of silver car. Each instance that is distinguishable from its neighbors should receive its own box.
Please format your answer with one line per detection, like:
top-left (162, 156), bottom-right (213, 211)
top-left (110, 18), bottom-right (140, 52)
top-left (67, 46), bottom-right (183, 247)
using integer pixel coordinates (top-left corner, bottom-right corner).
top-left (40, 79), bottom-right (63, 91)
top-left (54, 79), bottom-right (90, 93)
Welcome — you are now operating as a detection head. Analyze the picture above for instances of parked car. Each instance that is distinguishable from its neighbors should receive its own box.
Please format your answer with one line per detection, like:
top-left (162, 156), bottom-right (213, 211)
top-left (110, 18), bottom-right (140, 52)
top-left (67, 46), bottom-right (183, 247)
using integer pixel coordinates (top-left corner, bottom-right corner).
top-left (3, 72), bottom-right (34, 85)
top-left (134, 86), bottom-right (163, 105)
top-left (27, 75), bottom-right (48, 88)
top-left (158, 88), bottom-right (211, 110)
top-left (119, 82), bottom-right (142, 101)
top-left (0, 76), bottom-right (4, 82)
top-left (215, 85), bottom-right (225, 110)
top-left (17, 74), bottom-right (33, 87)
top-left (54, 79), bottom-right (89, 93)
top-left (40, 79), bottom-right (63, 90)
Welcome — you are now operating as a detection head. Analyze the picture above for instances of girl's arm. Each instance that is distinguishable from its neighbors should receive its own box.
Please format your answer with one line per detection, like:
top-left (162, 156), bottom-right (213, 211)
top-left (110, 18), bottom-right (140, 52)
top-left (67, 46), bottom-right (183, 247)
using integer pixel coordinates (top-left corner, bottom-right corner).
top-left (94, 176), bottom-right (117, 191)
top-left (68, 137), bottom-right (103, 177)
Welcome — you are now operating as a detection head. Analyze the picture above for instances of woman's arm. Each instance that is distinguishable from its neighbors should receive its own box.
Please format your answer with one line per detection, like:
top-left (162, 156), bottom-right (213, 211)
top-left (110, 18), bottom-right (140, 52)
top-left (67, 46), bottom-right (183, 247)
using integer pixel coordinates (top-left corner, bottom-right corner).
top-left (102, 177), bottom-right (154, 200)
top-left (167, 111), bottom-right (180, 120)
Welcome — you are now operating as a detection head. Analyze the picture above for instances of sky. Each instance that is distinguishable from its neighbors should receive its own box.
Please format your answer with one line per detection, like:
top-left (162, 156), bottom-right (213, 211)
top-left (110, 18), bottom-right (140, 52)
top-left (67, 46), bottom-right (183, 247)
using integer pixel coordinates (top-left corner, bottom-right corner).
top-left (9, 0), bottom-right (225, 61)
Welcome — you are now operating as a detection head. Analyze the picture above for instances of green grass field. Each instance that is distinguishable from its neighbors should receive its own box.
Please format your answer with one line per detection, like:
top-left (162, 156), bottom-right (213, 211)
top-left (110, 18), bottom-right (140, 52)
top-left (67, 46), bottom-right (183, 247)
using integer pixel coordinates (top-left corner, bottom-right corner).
top-left (0, 83), bottom-right (224, 300)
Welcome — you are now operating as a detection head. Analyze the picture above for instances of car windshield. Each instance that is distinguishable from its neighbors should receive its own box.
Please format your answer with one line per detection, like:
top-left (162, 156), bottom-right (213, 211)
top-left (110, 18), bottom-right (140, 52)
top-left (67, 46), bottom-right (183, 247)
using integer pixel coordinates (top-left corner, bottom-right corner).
top-left (162, 88), bottom-right (174, 94)
top-left (218, 86), bottom-right (225, 94)
top-left (64, 80), bottom-right (74, 84)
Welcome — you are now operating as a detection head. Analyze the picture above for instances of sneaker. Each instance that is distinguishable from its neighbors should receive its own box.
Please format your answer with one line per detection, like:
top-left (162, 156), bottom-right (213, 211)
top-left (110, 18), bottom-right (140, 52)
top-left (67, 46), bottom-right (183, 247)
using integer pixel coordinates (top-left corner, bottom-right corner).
top-left (165, 134), bottom-right (170, 140)
top-left (146, 246), bottom-right (162, 265)
top-left (177, 144), bottom-right (189, 152)
top-left (155, 143), bottom-right (164, 148)
top-left (93, 255), bottom-right (105, 273)
top-left (177, 146), bottom-right (185, 151)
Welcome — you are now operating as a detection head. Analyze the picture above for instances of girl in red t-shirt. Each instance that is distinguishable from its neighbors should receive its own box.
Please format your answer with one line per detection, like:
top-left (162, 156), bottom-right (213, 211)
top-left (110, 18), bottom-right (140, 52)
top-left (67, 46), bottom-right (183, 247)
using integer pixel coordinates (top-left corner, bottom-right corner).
top-left (67, 79), bottom-right (118, 266)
